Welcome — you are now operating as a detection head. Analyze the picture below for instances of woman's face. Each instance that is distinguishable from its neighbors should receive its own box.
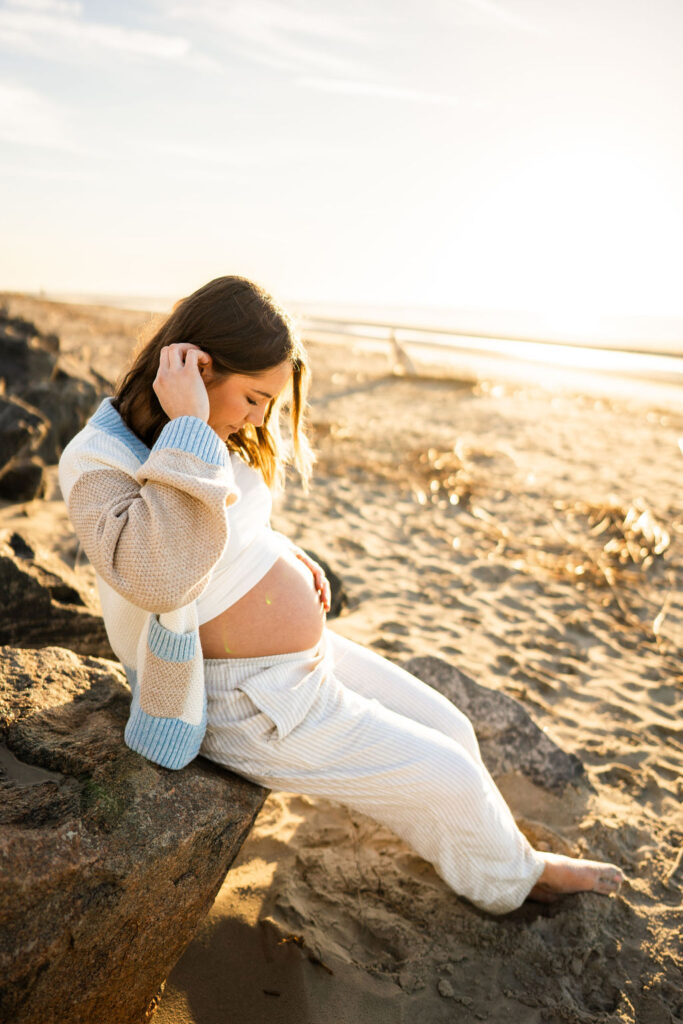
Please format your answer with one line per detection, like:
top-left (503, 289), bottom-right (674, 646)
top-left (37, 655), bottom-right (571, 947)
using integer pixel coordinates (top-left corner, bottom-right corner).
top-left (204, 360), bottom-right (292, 441)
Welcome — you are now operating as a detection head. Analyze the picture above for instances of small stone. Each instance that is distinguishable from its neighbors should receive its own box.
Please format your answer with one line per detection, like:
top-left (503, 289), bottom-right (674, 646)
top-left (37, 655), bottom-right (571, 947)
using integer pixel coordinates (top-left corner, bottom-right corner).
top-left (398, 968), bottom-right (426, 993)
top-left (438, 978), bottom-right (455, 999)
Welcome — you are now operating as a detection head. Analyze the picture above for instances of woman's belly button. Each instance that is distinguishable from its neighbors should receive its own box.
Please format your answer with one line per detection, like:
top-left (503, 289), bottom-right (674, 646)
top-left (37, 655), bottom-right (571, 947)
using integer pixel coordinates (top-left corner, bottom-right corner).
top-left (198, 551), bottom-right (326, 658)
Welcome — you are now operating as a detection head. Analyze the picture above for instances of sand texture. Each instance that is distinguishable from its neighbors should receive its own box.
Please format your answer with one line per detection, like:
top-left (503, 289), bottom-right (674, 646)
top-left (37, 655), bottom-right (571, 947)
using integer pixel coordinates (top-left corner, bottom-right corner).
top-left (1, 294), bottom-right (681, 1024)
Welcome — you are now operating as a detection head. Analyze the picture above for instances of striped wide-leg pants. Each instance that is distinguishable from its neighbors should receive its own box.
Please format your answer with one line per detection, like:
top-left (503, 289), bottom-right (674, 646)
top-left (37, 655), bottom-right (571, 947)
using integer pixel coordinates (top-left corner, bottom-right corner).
top-left (200, 628), bottom-right (545, 915)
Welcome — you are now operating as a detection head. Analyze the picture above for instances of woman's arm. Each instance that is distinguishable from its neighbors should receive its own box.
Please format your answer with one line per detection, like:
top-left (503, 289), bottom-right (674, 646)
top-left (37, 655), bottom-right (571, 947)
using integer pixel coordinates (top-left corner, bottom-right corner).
top-left (59, 344), bottom-right (238, 613)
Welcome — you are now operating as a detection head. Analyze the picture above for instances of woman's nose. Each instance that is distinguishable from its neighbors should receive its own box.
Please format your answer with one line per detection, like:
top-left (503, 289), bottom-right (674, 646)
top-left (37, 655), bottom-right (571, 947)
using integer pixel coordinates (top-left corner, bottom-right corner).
top-left (248, 405), bottom-right (266, 428)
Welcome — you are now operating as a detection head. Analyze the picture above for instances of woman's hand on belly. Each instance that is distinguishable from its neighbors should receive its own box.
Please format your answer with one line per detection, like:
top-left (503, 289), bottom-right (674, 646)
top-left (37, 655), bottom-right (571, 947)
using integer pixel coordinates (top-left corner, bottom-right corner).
top-left (290, 548), bottom-right (331, 613)
top-left (199, 549), bottom-right (327, 659)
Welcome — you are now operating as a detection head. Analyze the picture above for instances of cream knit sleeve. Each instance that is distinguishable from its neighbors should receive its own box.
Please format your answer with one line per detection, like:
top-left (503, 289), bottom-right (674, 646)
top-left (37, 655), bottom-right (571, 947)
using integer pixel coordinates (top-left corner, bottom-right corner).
top-left (60, 416), bottom-right (239, 613)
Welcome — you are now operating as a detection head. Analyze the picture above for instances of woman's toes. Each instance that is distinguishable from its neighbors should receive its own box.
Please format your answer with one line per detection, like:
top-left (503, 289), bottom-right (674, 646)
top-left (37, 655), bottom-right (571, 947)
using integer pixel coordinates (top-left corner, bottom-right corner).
top-left (533, 854), bottom-right (626, 901)
top-left (594, 867), bottom-right (624, 894)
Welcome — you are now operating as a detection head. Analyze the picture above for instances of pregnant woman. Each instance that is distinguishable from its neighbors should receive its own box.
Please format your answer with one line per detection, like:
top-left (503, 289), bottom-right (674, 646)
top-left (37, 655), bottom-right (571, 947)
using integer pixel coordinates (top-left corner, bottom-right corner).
top-left (59, 275), bottom-right (623, 915)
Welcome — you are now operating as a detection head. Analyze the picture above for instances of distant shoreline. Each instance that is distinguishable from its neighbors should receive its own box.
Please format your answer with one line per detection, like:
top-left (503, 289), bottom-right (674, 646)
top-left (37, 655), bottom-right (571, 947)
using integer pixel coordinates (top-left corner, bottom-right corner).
top-left (7, 289), bottom-right (683, 353)
top-left (3, 289), bottom-right (681, 411)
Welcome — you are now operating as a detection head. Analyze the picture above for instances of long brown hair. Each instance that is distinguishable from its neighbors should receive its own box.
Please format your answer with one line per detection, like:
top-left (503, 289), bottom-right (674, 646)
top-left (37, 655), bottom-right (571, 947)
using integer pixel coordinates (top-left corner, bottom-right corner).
top-left (113, 276), bottom-right (313, 490)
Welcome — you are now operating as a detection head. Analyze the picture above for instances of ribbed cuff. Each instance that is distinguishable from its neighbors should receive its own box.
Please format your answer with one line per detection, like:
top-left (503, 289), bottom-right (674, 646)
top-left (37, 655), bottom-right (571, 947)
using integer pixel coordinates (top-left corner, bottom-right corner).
top-left (125, 705), bottom-right (207, 770)
top-left (155, 416), bottom-right (227, 467)
top-left (147, 615), bottom-right (196, 662)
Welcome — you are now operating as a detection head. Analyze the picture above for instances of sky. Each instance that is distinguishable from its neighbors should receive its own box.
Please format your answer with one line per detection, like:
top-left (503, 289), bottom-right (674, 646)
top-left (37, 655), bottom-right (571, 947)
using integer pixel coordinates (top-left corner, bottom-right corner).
top-left (1, 0), bottom-right (682, 330)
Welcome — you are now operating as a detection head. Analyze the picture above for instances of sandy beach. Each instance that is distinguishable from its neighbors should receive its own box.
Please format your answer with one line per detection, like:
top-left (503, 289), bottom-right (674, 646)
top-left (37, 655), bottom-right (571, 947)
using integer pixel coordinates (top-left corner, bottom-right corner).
top-left (2, 293), bottom-right (681, 1024)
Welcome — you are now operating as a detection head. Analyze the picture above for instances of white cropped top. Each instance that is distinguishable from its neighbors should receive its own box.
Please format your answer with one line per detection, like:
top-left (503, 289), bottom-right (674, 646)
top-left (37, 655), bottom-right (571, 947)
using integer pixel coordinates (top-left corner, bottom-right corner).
top-left (195, 453), bottom-right (289, 626)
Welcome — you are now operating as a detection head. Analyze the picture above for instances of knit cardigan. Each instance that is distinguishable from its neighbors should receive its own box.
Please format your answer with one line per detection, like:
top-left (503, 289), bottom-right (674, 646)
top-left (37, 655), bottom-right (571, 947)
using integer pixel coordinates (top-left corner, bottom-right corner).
top-left (58, 398), bottom-right (241, 769)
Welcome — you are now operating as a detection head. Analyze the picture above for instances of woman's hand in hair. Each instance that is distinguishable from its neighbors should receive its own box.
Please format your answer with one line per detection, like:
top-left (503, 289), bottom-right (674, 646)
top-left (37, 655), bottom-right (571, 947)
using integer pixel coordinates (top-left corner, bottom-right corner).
top-left (153, 343), bottom-right (212, 423)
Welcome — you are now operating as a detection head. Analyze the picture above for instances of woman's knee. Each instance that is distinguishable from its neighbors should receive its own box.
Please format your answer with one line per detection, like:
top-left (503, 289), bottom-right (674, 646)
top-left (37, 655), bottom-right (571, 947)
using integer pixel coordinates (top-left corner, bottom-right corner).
top-left (405, 744), bottom-right (488, 810)
top-left (446, 708), bottom-right (481, 761)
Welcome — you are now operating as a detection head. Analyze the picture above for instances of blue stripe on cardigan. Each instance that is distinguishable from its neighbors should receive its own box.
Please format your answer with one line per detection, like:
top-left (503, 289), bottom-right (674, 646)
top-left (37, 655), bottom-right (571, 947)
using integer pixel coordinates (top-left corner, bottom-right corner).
top-left (90, 398), bottom-right (150, 462)
top-left (91, 397), bottom-right (229, 468)
top-left (125, 702), bottom-right (208, 770)
top-left (123, 666), bottom-right (207, 770)
top-left (148, 615), bottom-right (196, 662)
top-left (88, 399), bottom-right (231, 770)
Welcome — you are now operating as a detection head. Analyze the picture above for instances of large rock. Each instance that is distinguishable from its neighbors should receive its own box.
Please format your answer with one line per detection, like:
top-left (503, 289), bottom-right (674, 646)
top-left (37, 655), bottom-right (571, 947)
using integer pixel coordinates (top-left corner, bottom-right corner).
top-left (404, 656), bottom-right (584, 792)
top-left (0, 314), bottom-right (58, 390)
top-left (18, 369), bottom-right (99, 464)
top-left (0, 458), bottom-right (47, 502)
top-left (0, 531), bottom-right (113, 658)
top-left (0, 395), bottom-right (50, 501)
top-left (0, 395), bottom-right (49, 475)
top-left (0, 309), bottom-right (102, 478)
top-left (0, 645), bottom-right (268, 1024)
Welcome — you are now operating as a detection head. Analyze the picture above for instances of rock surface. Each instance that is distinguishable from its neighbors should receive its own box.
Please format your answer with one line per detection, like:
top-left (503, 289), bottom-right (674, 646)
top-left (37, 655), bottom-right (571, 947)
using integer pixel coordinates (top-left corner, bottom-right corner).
top-left (0, 644), bottom-right (268, 1024)
top-left (18, 369), bottom-right (98, 465)
top-left (0, 530), bottom-right (113, 658)
top-left (403, 655), bottom-right (584, 792)
top-left (0, 457), bottom-right (47, 502)
top-left (0, 395), bottom-right (50, 474)
top-left (0, 312), bottom-right (58, 389)
top-left (0, 308), bottom-right (102, 499)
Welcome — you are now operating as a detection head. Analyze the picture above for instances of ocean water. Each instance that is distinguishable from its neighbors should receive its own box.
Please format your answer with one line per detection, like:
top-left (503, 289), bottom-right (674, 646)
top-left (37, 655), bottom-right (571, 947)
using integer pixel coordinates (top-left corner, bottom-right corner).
top-left (42, 291), bottom-right (683, 351)
top-left (289, 302), bottom-right (683, 410)
top-left (41, 291), bottom-right (177, 314)
top-left (43, 291), bottom-right (683, 410)
top-left (289, 301), bottom-right (683, 355)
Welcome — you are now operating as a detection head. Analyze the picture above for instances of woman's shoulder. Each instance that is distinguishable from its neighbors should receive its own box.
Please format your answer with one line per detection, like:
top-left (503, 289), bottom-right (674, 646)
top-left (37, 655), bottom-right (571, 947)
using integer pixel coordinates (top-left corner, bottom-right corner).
top-left (59, 399), bottom-right (147, 493)
top-left (88, 398), bottom-right (150, 461)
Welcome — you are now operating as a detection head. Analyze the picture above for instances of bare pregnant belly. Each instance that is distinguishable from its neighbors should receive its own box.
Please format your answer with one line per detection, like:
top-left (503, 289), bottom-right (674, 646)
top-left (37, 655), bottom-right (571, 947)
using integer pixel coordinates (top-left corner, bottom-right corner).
top-left (199, 549), bottom-right (326, 659)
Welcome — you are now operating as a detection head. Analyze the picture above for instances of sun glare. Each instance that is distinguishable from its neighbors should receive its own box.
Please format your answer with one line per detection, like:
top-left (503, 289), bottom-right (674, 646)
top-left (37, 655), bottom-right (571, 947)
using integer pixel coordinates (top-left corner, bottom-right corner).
top-left (443, 144), bottom-right (682, 333)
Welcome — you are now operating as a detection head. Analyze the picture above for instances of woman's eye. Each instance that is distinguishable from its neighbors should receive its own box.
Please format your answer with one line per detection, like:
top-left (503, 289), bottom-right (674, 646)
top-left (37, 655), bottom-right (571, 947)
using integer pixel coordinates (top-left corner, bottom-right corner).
top-left (246, 397), bottom-right (258, 406)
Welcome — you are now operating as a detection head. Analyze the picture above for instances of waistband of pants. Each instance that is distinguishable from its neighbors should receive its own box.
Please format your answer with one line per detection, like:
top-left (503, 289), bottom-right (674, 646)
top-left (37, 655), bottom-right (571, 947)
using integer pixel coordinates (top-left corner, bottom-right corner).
top-left (203, 637), bottom-right (325, 690)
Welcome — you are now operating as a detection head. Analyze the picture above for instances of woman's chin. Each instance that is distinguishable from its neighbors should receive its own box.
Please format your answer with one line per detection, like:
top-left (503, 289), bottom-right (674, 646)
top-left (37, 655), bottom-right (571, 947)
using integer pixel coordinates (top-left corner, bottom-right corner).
top-left (210, 423), bottom-right (237, 440)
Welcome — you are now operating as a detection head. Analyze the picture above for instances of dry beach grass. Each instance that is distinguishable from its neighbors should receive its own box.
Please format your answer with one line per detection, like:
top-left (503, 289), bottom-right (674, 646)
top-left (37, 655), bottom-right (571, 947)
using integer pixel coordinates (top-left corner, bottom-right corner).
top-left (1, 293), bottom-right (681, 1024)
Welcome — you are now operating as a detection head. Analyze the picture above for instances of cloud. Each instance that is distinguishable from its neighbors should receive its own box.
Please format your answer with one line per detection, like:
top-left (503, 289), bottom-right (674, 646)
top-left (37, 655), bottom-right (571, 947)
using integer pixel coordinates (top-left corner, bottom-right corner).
top-left (166, 0), bottom-right (546, 86)
top-left (0, 80), bottom-right (80, 150)
top-left (297, 76), bottom-right (484, 108)
top-left (0, 3), bottom-right (200, 63)
top-left (168, 0), bottom-right (369, 76)
top-left (0, 162), bottom-right (93, 181)
top-left (456, 0), bottom-right (546, 34)
top-left (147, 135), bottom-right (349, 168)
top-left (7, 0), bottom-right (82, 14)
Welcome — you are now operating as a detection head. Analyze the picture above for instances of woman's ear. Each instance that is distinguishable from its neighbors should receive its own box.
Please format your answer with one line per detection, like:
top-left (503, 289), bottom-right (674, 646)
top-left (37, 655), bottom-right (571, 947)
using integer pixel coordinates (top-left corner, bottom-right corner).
top-left (198, 353), bottom-right (214, 378)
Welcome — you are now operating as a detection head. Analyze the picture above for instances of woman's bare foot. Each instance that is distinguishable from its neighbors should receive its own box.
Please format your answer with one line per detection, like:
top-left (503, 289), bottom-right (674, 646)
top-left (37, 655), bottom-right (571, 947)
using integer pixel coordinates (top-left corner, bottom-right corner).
top-left (529, 852), bottom-right (625, 904)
